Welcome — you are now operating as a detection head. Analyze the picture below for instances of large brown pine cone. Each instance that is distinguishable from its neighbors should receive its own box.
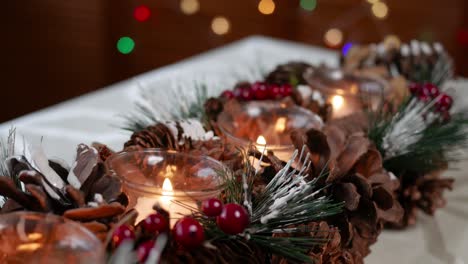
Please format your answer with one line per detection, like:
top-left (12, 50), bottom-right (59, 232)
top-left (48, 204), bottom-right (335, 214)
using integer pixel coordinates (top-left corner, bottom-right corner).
top-left (291, 119), bottom-right (404, 263)
top-left (0, 144), bottom-right (127, 241)
top-left (124, 122), bottom-right (243, 171)
top-left (391, 169), bottom-right (453, 228)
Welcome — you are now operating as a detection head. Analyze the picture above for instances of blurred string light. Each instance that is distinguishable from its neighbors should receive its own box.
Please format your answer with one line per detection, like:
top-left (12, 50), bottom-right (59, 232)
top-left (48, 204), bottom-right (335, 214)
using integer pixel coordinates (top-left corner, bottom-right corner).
top-left (366, 0), bottom-right (379, 4)
top-left (371, 2), bottom-right (388, 19)
top-left (211, 16), bottom-right (230, 35)
top-left (180, 0), bottom-right (200, 15)
top-left (258, 0), bottom-right (275, 15)
top-left (133, 5), bottom-right (151, 22)
top-left (324, 28), bottom-right (343, 47)
top-left (300, 0), bottom-right (317, 11)
top-left (117, 37), bottom-right (135, 54)
top-left (342, 42), bottom-right (354, 56)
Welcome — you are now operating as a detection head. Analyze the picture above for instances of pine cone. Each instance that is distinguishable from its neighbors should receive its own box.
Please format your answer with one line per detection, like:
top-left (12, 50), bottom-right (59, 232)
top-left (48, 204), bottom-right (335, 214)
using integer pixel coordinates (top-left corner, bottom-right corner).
top-left (204, 97), bottom-right (224, 122)
top-left (341, 41), bottom-right (453, 85)
top-left (390, 169), bottom-right (453, 228)
top-left (265, 62), bottom-right (313, 85)
top-left (0, 144), bottom-right (128, 240)
top-left (124, 123), bottom-right (177, 150)
top-left (124, 121), bottom-right (243, 171)
top-left (291, 123), bottom-right (404, 262)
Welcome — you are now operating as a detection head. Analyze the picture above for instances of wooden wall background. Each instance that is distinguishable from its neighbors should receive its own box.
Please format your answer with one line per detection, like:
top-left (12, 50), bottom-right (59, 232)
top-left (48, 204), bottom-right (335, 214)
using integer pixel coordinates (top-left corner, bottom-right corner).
top-left (1, 0), bottom-right (467, 122)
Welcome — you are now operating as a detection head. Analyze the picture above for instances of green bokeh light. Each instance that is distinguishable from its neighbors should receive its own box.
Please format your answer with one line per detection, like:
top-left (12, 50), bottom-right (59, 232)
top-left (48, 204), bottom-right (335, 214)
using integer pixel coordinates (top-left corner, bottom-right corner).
top-left (117, 37), bottom-right (135, 54)
top-left (300, 0), bottom-right (317, 11)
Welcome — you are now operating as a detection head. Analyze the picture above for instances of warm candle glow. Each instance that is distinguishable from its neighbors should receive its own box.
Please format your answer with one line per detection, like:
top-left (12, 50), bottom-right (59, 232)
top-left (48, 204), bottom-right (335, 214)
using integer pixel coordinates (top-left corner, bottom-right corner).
top-left (17, 243), bottom-right (42, 252)
top-left (331, 95), bottom-right (344, 110)
top-left (162, 178), bottom-right (173, 193)
top-left (27, 233), bottom-right (42, 241)
top-left (256, 135), bottom-right (267, 154)
top-left (256, 135), bottom-right (267, 145)
top-left (275, 117), bottom-right (287, 132)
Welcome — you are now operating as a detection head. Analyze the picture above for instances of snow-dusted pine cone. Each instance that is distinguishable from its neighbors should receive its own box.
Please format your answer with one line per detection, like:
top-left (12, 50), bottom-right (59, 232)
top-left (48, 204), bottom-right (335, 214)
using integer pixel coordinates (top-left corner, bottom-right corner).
top-left (0, 144), bottom-right (127, 241)
top-left (265, 61), bottom-right (313, 85)
top-left (291, 118), bottom-right (404, 263)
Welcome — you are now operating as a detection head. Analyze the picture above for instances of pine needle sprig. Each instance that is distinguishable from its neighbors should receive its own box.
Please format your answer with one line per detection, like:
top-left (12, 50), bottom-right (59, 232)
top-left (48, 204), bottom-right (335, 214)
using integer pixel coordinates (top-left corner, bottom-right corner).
top-left (121, 82), bottom-right (214, 132)
top-left (383, 110), bottom-right (468, 173)
top-left (190, 147), bottom-right (343, 263)
top-left (368, 93), bottom-right (468, 174)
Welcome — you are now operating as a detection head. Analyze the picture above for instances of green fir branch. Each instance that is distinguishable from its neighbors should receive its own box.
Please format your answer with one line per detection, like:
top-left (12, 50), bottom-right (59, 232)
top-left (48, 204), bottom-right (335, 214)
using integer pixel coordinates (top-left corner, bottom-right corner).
top-left (121, 83), bottom-right (211, 132)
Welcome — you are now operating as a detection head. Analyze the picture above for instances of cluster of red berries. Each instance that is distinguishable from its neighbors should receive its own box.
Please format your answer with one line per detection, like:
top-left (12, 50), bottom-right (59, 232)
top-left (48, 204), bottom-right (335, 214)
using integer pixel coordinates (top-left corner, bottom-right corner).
top-left (112, 212), bottom-right (171, 263)
top-left (409, 82), bottom-right (453, 113)
top-left (220, 82), bottom-right (293, 101)
top-left (111, 199), bottom-right (250, 262)
top-left (202, 198), bottom-right (250, 235)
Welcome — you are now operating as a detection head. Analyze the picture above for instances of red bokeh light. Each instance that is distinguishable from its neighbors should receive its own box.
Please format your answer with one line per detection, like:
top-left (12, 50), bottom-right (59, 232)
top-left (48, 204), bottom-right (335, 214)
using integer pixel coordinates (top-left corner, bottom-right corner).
top-left (134, 5), bottom-right (151, 22)
top-left (457, 29), bottom-right (468, 46)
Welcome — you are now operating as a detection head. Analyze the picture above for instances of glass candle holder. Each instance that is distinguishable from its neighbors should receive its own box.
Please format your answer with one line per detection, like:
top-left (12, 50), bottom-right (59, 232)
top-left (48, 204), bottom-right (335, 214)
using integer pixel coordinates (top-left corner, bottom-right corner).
top-left (217, 101), bottom-right (323, 161)
top-left (107, 149), bottom-right (227, 225)
top-left (304, 67), bottom-right (389, 119)
top-left (0, 212), bottom-right (104, 264)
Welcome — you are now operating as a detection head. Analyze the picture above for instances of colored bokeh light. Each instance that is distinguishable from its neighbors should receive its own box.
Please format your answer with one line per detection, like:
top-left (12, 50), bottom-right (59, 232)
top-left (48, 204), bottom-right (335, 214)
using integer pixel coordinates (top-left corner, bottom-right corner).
top-left (371, 2), bottom-right (388, 19)
top-left (134, 5), bottom-right (151, 22)
top-left (180, 0), bottom-right (200, 15)
top-left (211, 16), bottom-right (230, 35)
top-left (258, 0), bottom-right (276, 15)
top-left (117, 37), bottom-right (135, 54)
top-left (300, 0), bottom-right (317, 11)
top-left (457, 29), bottom-right (468, 46)
top-left (324, 28), bottom-right (343, 47)
top-left (342, 42), bottom-right (353, 56)
top-left (384, 35), bottom-right (401, 49)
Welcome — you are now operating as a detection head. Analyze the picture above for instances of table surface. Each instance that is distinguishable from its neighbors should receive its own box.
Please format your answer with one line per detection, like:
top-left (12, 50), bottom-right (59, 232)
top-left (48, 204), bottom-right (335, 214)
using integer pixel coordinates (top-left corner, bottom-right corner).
top-left (1, 36), bottom-right (467, 264)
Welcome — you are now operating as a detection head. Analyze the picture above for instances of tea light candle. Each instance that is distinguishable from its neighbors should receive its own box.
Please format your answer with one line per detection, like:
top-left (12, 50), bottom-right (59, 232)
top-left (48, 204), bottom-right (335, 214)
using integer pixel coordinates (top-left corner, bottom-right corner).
top-left (304, 68), bottom-right (389, 119)
top-left (107, 150), bottom-right (226, 226)
top-left (218, 101), bottom-right (323, 162)
top-left (0, 212), bottom-right (104, 263)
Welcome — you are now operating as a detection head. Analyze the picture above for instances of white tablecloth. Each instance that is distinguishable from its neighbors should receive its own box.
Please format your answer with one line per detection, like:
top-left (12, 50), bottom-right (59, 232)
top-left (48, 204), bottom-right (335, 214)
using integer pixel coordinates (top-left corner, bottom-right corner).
top-left (1, 36), bottom-right (467, 264)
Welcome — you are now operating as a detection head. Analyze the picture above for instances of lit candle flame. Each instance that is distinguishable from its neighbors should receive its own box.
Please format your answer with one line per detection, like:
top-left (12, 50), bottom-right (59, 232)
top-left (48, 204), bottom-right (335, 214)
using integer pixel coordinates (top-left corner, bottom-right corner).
top-left (162, 177), bottom-right (173, 194)
top-left (256, 135), bottom-right (267, 154)
top-left (331, 95), bottom-right (344, 110)
top-left (275, 117), bottom-right (287, 133)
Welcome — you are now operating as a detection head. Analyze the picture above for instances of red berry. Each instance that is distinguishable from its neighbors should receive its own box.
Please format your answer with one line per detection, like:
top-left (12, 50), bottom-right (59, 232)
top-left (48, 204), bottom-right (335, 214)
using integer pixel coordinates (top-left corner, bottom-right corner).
top-left (423, 83), bottom-right (440, 98)
top-left (173, 217), bottom-right (205, 248)
top-left (112, 225), bottom-right (135, 247)
top-left (137, 240), bottom-right (155, 262)
top-left (279, 84), bottom-right (293, 97)
top-left (141, 213), bottom-right (169, 234)
top-left (220, 90), bottom-right (235, 99)
top-left (435, 93), bottom-right (453, 112)
top-left (409, 83), bottom-right (422, 95)
top-left (251, 82), bottom-right (269, 100)
top-left (216, 203), bottom-right (249, 235)
top-left (239, 87), bottom-right (254, 101)
top-left (268, 84), bottom-right (282, 99)
top-left (202, 198), bottom-right (223, 217)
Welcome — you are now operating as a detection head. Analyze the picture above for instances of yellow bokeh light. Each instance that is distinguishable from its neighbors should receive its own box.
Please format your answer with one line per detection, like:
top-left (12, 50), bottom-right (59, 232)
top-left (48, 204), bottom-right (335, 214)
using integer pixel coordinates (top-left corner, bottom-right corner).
top-left (180, 0), bottom-right (200, 15)
top-left (372, 2), bottom-right (388, 19)
top-left (384, 34), bottom-right (401, 49)
top-left (331, 95), bottom-right (344, 110)
top-left (324, 28), bottom-right (343, 47)
top-left (211, 16), bottom-right (230, 35)
top-left (258, 0), bottom-right (276, 15)
top-left (366, 0), bottom-right (379, 4)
